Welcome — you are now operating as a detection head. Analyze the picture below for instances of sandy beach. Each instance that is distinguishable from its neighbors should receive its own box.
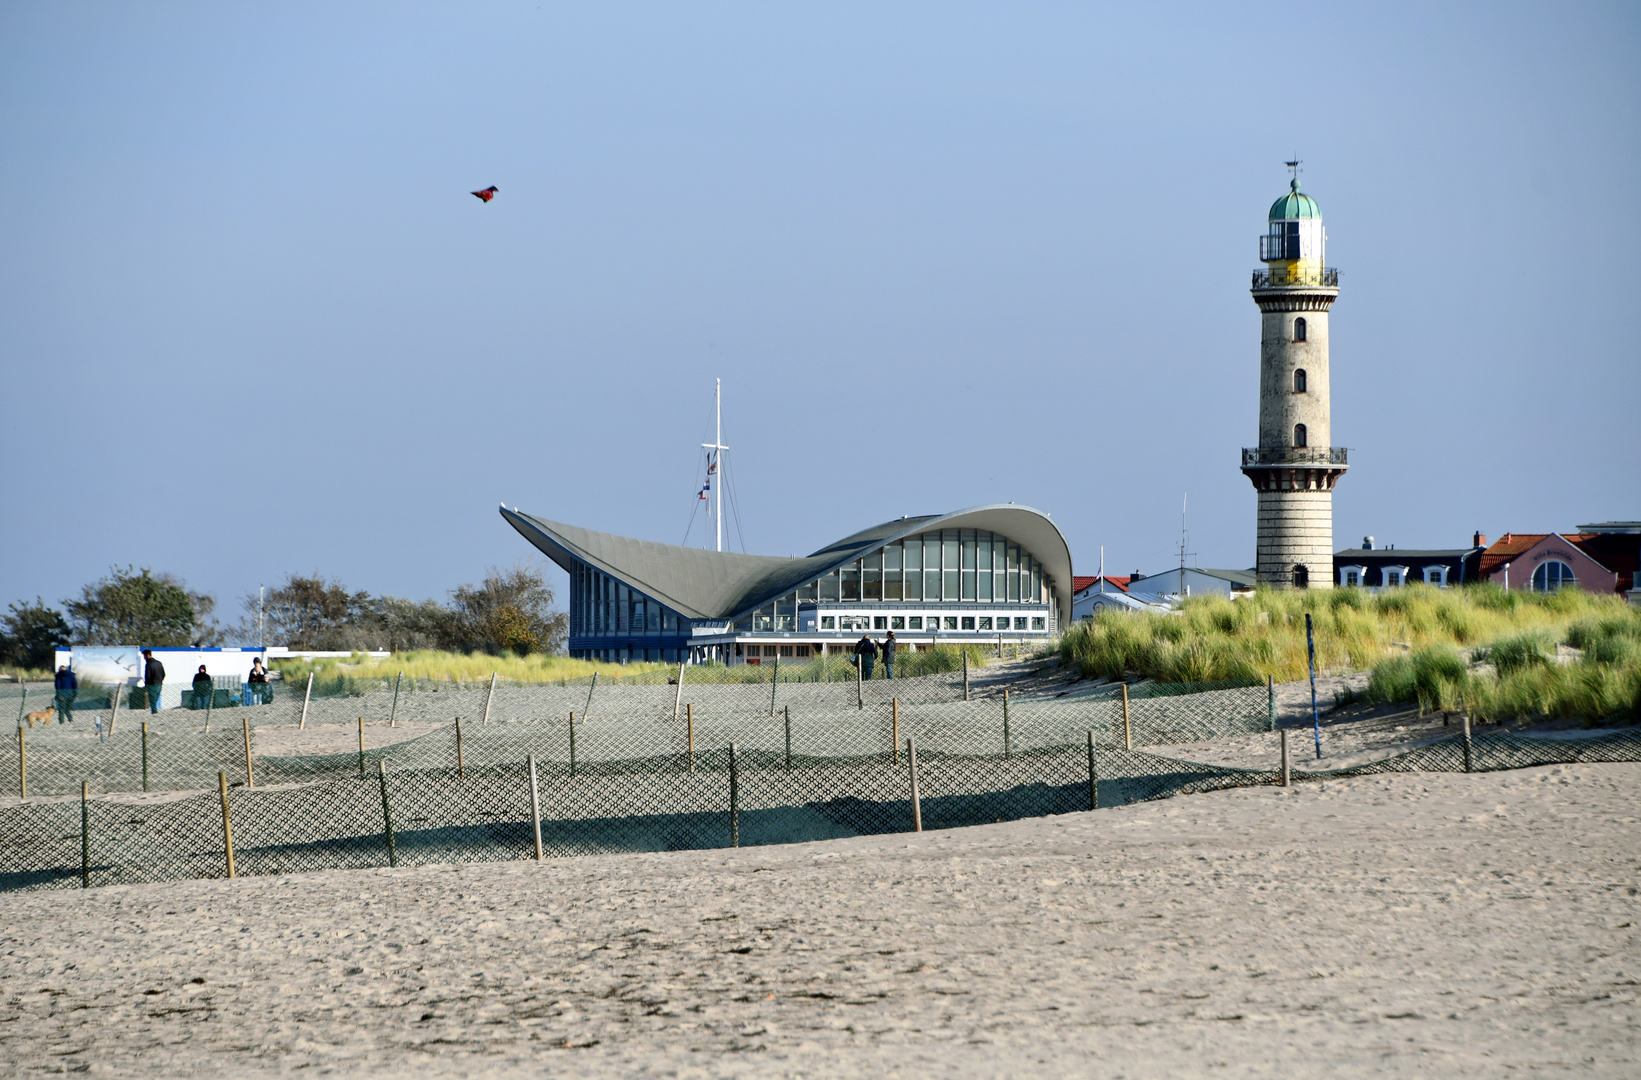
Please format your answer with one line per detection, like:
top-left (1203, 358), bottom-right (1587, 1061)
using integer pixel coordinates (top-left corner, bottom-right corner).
top-left (1, 761), bottom-right (1635, 1077)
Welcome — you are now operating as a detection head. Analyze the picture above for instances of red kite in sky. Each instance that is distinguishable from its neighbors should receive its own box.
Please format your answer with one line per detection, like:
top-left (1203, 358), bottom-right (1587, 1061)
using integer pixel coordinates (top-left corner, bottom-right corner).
top-left (471, 186), bottom-right (498, 203)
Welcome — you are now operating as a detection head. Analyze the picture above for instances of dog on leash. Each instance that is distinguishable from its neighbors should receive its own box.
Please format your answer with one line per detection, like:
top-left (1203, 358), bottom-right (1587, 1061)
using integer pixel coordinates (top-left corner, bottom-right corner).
top-left (24, 706), bottom-right (55, 729)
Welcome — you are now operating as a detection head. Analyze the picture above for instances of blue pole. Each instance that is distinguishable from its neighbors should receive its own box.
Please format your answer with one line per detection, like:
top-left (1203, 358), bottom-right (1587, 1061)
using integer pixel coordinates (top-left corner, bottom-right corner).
top-left (1306, 612), bottom-right (1321, 759)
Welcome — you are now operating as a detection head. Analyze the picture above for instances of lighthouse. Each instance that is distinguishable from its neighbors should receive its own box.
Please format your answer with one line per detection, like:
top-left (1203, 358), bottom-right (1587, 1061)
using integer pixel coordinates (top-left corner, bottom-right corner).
top-left (1240, 167), bottom-right (1346, 589)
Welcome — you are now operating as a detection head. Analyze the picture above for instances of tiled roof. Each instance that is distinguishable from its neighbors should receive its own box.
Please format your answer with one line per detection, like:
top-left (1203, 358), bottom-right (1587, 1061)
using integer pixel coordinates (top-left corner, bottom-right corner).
top-left (1074, 575), bottom-right (1130, 595)
top-left (1477, 533), bottom-right (1550, 578)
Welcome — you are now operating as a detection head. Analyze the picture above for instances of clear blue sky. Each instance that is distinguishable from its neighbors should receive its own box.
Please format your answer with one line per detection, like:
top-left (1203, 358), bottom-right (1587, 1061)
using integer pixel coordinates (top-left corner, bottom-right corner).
top-left (3, 2), bottom-right (1637, 629)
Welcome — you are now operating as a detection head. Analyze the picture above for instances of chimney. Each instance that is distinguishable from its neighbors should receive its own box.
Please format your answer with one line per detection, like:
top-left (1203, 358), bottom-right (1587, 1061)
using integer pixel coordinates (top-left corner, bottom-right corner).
top-left (1473, 531), bottom-right (1487, 548)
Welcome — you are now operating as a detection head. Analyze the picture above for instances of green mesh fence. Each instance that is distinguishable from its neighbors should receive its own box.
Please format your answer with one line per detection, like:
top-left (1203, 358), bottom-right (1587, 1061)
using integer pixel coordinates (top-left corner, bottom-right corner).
top-left (5, 726), bottom-right (1638, 893)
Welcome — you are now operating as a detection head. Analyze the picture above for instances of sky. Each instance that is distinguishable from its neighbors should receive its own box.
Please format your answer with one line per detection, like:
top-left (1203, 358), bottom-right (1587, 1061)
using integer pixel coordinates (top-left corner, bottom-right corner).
top-left (2, 1), bottom-right (1638, 632)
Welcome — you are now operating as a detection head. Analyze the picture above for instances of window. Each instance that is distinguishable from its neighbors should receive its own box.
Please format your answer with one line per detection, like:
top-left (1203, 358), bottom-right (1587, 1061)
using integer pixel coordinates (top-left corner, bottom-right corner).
top-left (796, 645), bottom-right (812, 657)
top-left (1532, 561), bottom-right (1576, 592)
top-left (820, 615), bottom-right (835, 629)
top-left (778, 645), bottom-right (794, 657)
top-left (1345, 570), bottom-right (1359, 586)
top-left (1383, 568), bottom-right (1404, 587)
top-left (978, 616), bottom-right (992, 630)
top-left (1292, 564), bottom-right (1310, 588)
top-left (890, 616), bottom-right (905, 630)
top-left (1294, 317), bottom-right (1307, 342)
top-left (944, 616), bottom-right (958, 630)
top-left (1032, 617), bottom-right (1046, 630)
top-left (1293, 368), bottom-right (1307, 393)
top-left (873, 616), bottom-right (888, 630)
top-left (1423, 566), bottom-right (1448, 587)
top-left (908, 616), bottom-right (923, 630)
top-left (961, 616), bottom-right (975, 630)
top-left (1340, 566), bottom-right (1364, 587)
top-left (1293, 423), bottom-right (1307, 448)
top-left (1014, 617), bottom-right (1028, 630)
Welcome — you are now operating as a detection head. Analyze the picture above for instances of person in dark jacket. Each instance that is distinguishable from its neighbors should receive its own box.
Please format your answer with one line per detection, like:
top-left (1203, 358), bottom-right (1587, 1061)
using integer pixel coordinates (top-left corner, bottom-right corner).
top-left (142, 648), bottom-right (165, 713)
top-left (880, 631), bottom-right (896, 680)
top-left (54, 665), bottom-right (78, 724)
top-left (247, 657), bottom-right (271, 705)
top-left (854, 633), bottom-right (878, 680)
top-left (192, 665), bottom-right (213, 710)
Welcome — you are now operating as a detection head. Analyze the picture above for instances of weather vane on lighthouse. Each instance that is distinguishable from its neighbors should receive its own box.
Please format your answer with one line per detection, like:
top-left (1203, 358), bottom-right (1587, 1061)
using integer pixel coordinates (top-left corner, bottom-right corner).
top-left (1285, 157), bottom-right (1302, 185)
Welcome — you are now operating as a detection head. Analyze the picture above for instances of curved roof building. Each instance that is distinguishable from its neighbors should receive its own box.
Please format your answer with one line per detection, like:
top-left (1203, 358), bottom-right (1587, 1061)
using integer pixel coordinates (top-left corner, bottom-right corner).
top-left (501, 504), bottom-right (1072, 664)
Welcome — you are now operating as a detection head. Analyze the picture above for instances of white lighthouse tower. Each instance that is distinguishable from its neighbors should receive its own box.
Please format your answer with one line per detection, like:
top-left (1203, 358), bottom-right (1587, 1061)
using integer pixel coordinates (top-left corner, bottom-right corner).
top-left (1240, 166), bottom-right (1346, 589)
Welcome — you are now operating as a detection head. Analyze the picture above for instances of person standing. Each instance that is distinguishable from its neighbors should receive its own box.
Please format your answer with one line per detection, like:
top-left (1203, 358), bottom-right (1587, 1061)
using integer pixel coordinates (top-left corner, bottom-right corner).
top-left (192, 665), bottom-right (213, 710)
top-left (247, 657), bottom-right (271, 705)
top-left (142, 648), bottom-right (165, 713)
top-left (854, 632), bottom-right (878, 680)
top-left (880, 631), bottom-right (896, 680)
top-left (54, 664), bottom-right (78, 724)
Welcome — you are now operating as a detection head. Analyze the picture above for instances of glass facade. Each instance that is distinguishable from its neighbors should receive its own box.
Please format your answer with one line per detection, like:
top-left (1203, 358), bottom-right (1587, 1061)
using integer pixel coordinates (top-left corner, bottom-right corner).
top-left (803, 529), bottom-right (1050, 607)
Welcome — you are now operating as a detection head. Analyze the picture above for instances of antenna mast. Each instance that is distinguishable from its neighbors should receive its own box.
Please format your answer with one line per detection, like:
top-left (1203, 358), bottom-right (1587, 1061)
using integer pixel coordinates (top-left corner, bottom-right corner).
top-left (701, 379), bottom-right (729, 553)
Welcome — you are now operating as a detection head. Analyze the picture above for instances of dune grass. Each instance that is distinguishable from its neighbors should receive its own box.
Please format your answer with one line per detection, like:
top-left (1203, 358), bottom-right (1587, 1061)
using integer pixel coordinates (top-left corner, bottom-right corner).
top-left (1058, 583), bottom-right (1630, 685)
top-left (270, 650), bottom-right (671, 686)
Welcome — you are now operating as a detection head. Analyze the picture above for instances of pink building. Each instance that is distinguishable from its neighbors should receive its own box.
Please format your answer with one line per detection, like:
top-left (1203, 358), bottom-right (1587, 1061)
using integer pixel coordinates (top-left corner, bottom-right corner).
top-left (1477, 533), bottom-right (1618, 593)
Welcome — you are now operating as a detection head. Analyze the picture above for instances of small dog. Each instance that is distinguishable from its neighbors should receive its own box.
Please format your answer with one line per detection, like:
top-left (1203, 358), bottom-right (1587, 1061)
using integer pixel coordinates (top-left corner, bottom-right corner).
top-left (24, 706), bottom-right (55, 729)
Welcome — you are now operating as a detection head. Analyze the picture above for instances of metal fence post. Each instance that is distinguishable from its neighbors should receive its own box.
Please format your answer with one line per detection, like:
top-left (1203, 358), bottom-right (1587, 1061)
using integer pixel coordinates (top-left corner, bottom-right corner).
top-left (141, 721), bottom-right (149, 792)
top-left (856, 657), bottom-right (863, 710)
top-left (784, 705), bottom-right (792, 769)
top-left (770, 655), bottom-right (779, 716)
top-left (1121, 684), bottom-right (1133, 751)
top-left (388, 671), bottom-right (402, 728)
top-left (686, 703), bottom-right (694, 773)
top-left (963, 651), bottom-right (970, 701)
top-left (1462, 712), bottom-right (1473, 773)
top-left (526, 754), bottom-right (544, 862)
top-left (454, 716), bottom-right (466, 778)
top-left (907, 737), bottom-right (922, 833)
top-left (728, 743), bottom-right (740, 848)
top-left (1280, 727), bottom-right (1290, 787)
top-left (482, 672), bottom-right (497, 726)
top-left (15, 724), bottom-right (24, 800)
top-left (568, 712), bottom-right (577, 777)
top-left (298, 672), bottom-right (314, 730)
top-left (81, 780), bottom-right (90, 889)
top-left (1267, 674), bottom-right (1276, 732)
top-left (243, 717), bottom-right (254, 787)
top-left (1087, 731), bottom-right (1097, 810)
top-left (218, 771), bottom-right (236, 879)
top-left (378, 759), bottom-right (397, 867)
top-left (1003, 689), bottom-right (1012, 759)
top-left (357, 717), bottom-right (366, 777)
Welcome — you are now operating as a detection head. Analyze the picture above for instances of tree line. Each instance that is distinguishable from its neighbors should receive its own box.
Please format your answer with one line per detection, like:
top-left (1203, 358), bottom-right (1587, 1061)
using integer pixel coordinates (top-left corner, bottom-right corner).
top-left (0, 564), bottom-right (568, 671)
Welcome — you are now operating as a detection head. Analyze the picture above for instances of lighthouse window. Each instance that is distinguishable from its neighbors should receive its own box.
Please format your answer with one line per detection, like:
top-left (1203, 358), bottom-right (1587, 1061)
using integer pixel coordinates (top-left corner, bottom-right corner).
top-left (1294, 317), bottom-right (1307, 342)
top-left (1293, 368), bottom-right (1307, 393)
top-left (1293, 423), bottom-right (1308, 448)
top-left (1292, 564), bottom-right (1310, 589)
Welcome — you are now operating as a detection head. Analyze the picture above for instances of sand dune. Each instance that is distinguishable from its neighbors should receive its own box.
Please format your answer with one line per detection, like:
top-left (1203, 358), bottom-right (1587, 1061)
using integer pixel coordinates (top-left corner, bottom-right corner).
top-left (0, 762), bottom-right (1636, 1077)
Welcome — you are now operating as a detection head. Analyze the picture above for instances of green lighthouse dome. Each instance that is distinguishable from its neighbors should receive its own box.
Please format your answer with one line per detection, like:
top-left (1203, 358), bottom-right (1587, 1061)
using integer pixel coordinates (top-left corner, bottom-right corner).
top-left (1268, 178), bottom-right (1322, 221)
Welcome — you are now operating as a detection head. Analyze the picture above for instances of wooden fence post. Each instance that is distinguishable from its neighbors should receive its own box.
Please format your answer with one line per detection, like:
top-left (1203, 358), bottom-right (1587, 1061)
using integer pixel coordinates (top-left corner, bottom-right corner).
top-left (1267, 674), bottom-right (1276, 732)
top-left (891, 697), bottom-right (899, 764)
top-left (1087, 730), bottom-right (1097, 810)
top-left (81, 780), bottom-right (90, 889)
top-left (141, 721), bottom-right (149, 793)
top-left (526, 754), bottom-right (544, 861)
top-left (728, 743), bottom-right (740, 848)
top-left (1121, 684), bottom-right (1133, 751)
top-left (907, 737), bottom-right (922, 833)
top-left (388, 671), bottom-right (402, 728)
top-left (357, 717), bottom-right (366, 777)
top-left (783, 706), bottom-right (792, 769)
top-left (108, 681), bottom-right (121, 735)
top-left (770, 656), bottom-right (779, 716)
top-left (1462, 712), bottom-right (1473, 774)
top-left (15, 724), bottom-right (24, 800)
top-left (218, 772), bottom-right (236, 879)
top-left (686, 703), bottom-right (695, 773)
top-left (454, 716), bottom-right (466, 778)
top-left (298, 672), bottom-right (314, 730)
top-left (378, 759), bottom-right (398, 867)
top-left (1280, 727), bottom-right (1290, 787)
top-left (568, 712), bottom-right (577, 777)
top-left (963, 651), bottom-right (970, 701)
top-left (673, 658), bottom-right (687, 720)
top-left (1003, 689), bottom-right (1012, 759)
top-left (243, 717), bottom-right (254, 788)
top-left (482, 672), bottom-right (497, 726)
top-left (582, 671), bottom-right (597, 722)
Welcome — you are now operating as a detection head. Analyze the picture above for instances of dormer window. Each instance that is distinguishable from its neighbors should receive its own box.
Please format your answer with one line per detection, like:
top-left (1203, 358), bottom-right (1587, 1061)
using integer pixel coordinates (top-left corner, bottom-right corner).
top-left (1294, 317), bottom-right (1307, 342)
top-left (1293, 423), bottom-right (1307, 448)
top-left (1293, 368), bottom-right (1307, 393)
